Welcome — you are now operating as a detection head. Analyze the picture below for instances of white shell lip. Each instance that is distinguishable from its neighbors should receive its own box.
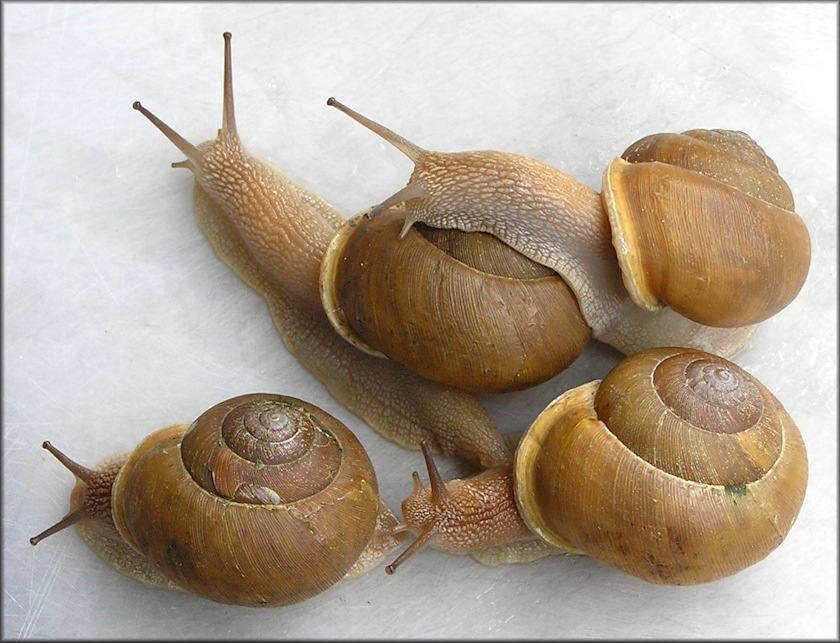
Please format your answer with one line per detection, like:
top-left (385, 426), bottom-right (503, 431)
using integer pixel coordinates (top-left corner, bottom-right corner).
top-left (511, 381), bottom-right (599, 555)
top-left (601, 157), bottom-right (663, 313)
top-left (318, 207), bottom-right (389, 359)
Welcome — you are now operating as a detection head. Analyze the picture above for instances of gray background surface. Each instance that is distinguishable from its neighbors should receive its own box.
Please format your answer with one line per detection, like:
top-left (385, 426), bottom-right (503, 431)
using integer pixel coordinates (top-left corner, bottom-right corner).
top-left (4, 2), bottom-right (837, 638)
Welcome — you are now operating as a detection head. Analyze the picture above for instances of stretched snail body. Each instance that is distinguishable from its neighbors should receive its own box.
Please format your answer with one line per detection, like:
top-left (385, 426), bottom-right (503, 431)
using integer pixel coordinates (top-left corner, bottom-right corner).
top-left (132, 33), bottom-right (509, 468)
top-left (386, 348), bottom-right (808, 585)
top-left (31, 394), bottom-right (405, 607)
top-left (320, 99), bottom-right (810, 392)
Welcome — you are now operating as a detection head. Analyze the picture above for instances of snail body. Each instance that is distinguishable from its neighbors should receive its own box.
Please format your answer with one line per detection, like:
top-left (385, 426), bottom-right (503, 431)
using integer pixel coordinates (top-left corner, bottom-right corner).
top-left (31, 394), bottom-right (404, 607)
top-left (320, 99), bottom-right (810, 392)
top-left (133, 33), bottom-right (508, 468)
top-left (387, 348), bottom-right (808, 585)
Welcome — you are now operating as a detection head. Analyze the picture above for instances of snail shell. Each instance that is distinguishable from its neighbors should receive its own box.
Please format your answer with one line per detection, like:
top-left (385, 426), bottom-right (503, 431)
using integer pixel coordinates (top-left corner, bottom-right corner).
top-left (514, 347), bottom-right (808, 585)
top-left (112, 394), bottom-right (381, 606)
top-left (320, 206), bottom-right (591, 393)
top-left (602, 130), bottom-right (811, 327)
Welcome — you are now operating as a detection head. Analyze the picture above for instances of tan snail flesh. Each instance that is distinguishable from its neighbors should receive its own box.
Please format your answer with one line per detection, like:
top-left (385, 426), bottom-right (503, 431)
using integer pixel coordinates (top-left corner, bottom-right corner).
top-left (131, 33), bottom-right (508, 469)
top-left (319, 99), bottom-right (810, 392)
top-left (31, 394), bottom-right (406, 607)
top-left (386, 348), bottom-right (808, 586)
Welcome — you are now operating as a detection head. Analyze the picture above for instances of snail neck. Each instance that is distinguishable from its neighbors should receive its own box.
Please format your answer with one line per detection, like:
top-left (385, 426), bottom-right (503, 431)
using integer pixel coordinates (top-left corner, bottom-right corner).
top-left (402, 152), bottom-right (628, 336)
top-left (30, 443), bottom-right (125, 546)
top-left (387, 442), bottom-right (531, 574)
top-left (193, 145), bottom-right (337, 314)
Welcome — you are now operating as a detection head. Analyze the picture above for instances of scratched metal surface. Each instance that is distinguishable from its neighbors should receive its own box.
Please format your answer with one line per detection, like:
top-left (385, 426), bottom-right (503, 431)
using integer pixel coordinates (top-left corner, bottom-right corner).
top-left (4, 3), bottom-right (837, 639)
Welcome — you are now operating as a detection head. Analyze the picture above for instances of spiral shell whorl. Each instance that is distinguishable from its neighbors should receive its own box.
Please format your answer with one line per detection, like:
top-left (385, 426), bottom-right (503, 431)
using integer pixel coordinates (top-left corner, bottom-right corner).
top-left (181, 394), bottom-right (342, 504)
top-left (593, 348), bottom-right (783, 486)
top-left (222, 399), bottom-right (317, 462)
top-left (652, 352), bottom-right (762, 433)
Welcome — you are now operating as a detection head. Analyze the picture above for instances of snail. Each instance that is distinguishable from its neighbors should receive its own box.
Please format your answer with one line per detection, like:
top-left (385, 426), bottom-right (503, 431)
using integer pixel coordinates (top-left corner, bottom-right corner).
top-left (384, 347), bottom-right (808, 586)
top-left (30, 393), bottom-right (407, 607)
top-left (132, 33), bottom-right (509, 469)
top-left (319, 99), bottom-right (811, 393)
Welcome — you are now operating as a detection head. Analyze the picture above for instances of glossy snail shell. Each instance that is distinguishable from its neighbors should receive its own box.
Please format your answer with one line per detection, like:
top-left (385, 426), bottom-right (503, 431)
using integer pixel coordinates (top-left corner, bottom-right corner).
top-left (111, 393), bottom-right (380, 606)
top-left (321, 205), bottom-right (591, 393)
top-left (514, 347), bottom-right (808, 585)
top-left (602, 129), bottom-right (811, 327)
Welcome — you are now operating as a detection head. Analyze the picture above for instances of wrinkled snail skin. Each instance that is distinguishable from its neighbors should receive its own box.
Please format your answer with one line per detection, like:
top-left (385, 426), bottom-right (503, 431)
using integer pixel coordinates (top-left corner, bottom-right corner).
top-left (386, 348), bottom-right (808, 586)
top-left (31, 394), bottom-right (406, 607)
top-left (323, 99), bottom-right (808, 385)
top-left (384, 441), bottom-right (569, 575)
top-left (595, 299), bottom-right (759, 359)
top-left (132, 33), bottom-right (509, 469)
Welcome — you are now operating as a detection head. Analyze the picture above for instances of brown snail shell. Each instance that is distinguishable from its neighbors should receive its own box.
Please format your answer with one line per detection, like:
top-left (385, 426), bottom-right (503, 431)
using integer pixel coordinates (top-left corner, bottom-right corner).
top-left (111, 394), bottom-right (381, 606)
top-left (514, 347), bottom-right (808, 585)
top-left (320, 205), bottom-right (591, 393)
top-left (602, 130), bottom-right (811, 327)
